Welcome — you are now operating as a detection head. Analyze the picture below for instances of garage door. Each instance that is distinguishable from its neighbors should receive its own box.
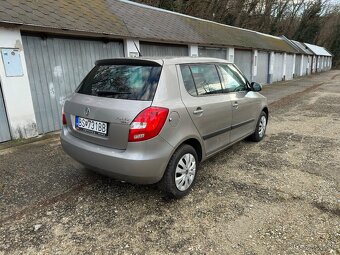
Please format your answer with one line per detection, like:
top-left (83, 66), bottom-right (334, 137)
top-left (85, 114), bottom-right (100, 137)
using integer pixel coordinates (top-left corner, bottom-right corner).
top-left (0, 84), bottom-right (11, 143)
top-left (317, 57), bottom-right (321, 72)
top-left (140, 42), bottom-right (188, 57)
top-left (273, 53), bottom-right (284, 82)
top-left (234, 50), bottom-right (252, 81)
top-left (327, 57), bottom-right (331, 70)
top-left (323, 57), bottom-right (327, 71)
top-left (257, 51), bottom-right (269, 84)
top-left (304, 56), bottom-right (310, 75)
top-left (318, 56), bottom-right (322, 71)
top-left (22, 35), bottom-right (124, 134)
top-left (319, 57), bottom-right (322, 71)
top-left (306, 56), bottom-right (311, 74)
top-left (198, 47), bottom-right (227, 59)
top-left (324, 57), bottom-right (328, 71)
top-left (285, 54), bottom-right (294, 80)
top-left (295, 55), bottom-right (302, 77)
top-left (312, 56), bottom-right (317, 73)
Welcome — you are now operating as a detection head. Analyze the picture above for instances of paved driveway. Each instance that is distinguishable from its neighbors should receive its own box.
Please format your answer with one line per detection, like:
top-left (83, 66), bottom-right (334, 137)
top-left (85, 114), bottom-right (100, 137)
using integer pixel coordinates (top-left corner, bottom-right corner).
top-left (0, 71), bottom-right (339, 254)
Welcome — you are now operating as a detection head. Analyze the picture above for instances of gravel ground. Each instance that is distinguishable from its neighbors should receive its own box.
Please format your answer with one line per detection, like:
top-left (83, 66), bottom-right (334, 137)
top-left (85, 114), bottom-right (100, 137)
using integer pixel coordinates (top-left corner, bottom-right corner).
top-left (0, 71), bottom-right (339, 254)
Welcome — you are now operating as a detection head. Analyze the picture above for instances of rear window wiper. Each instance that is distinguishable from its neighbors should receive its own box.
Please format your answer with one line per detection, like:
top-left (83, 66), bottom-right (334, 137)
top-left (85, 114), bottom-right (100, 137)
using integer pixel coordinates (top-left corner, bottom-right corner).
top-left (96, 90), bottom-right (131, 96)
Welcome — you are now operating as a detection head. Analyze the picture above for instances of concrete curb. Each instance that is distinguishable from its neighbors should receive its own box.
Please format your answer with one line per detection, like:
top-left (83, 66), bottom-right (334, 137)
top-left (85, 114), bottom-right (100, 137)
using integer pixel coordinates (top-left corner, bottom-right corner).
top-left (0, 131), bottom-right (60, 151)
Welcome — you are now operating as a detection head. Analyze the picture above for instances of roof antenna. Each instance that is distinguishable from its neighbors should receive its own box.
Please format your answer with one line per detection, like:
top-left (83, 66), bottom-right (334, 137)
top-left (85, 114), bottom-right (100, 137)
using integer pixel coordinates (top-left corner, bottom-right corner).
top-left (122, 19), bottom-right (142, 57)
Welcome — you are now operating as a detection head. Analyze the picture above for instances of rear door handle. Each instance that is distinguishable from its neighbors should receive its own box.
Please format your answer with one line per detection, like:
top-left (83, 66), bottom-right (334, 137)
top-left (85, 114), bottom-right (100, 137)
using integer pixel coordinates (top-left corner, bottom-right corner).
top-left (232, 102), bottom-right (239, 108)
top-left (193, 107), bottom-right (204, 115)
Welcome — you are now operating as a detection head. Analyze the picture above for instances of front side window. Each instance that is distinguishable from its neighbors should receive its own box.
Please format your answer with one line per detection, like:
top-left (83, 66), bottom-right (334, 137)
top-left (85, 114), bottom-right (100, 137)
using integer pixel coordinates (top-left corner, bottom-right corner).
top-left (218, 64), bottom-right (248, 92)
top-left (190, 64), bottom-right (223, 95)
top-left (77, 65), bottom-right (162, 101)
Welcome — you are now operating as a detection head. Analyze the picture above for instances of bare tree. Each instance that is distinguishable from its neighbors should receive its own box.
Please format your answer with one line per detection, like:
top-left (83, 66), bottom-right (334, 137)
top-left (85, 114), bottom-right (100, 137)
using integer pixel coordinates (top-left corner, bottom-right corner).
top-left (133, 0), bottom-right (340, 67)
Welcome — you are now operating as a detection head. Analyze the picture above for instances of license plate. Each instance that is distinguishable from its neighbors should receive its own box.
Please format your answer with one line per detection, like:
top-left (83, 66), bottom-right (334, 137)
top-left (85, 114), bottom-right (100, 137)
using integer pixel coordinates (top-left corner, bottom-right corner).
top-left (75, 116), bottom-right (108, 136)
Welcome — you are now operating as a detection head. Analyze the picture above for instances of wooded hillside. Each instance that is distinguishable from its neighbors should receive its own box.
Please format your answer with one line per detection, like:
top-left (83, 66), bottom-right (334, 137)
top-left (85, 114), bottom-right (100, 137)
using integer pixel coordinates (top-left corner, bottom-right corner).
top-left (132, 0), bottom-right (340, 68)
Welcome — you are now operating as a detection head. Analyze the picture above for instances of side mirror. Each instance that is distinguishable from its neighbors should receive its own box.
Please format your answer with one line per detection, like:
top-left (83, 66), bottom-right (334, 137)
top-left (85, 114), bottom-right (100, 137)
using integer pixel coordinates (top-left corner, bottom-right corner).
top-left (250, 82), bottom-right (262, 92)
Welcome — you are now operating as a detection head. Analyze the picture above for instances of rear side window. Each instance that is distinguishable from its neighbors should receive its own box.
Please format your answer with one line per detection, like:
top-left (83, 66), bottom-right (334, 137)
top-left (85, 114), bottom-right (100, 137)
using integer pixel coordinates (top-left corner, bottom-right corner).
top-left (180, 65), bottom-right (197, 96)
top-left (77, 65), bottom-right (162, 101)
top-left (180, 64), bottom-right (223, 96)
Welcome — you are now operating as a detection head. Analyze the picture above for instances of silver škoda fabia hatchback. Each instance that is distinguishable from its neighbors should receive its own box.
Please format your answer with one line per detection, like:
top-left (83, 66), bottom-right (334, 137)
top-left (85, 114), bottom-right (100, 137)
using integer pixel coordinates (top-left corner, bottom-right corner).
top-left (61, 57), bottom-right (268, 198)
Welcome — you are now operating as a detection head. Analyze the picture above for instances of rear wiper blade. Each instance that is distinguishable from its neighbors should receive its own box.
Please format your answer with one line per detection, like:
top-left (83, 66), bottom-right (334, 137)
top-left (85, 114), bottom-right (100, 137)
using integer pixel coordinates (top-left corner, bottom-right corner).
top-left (96, 90), bottom-right (131, 96)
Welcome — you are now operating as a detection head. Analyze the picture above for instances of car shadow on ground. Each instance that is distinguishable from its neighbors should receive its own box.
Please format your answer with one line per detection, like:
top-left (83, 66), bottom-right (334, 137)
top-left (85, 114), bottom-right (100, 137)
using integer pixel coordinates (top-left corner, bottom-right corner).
top-left (82, 139), bottom-right (251, 202)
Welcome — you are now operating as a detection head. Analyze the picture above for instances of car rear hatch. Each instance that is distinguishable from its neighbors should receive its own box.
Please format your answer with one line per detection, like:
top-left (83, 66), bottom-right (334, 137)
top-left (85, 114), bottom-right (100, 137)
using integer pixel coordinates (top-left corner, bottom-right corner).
top-left (63, 58), bottom-right (163, 150)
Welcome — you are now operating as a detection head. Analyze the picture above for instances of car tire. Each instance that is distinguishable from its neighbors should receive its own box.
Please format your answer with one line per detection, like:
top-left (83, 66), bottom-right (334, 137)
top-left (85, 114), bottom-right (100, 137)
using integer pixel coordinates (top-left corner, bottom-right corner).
top-left (249, 111), bottom-right (268, 142)
top-left (159, 144), bottom-right (199, 198)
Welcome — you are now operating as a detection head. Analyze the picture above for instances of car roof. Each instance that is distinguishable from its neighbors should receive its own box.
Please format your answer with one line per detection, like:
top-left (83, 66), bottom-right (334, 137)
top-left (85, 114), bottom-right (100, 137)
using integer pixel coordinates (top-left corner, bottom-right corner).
top-left (161, 57), bottom-right (232, 65)
top-left (96, 57), bottom-right (232, 66)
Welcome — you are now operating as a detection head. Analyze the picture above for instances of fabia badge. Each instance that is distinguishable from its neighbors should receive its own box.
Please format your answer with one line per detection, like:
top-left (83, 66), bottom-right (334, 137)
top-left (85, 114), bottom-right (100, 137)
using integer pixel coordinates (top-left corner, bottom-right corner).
top-left (85, 107), bottom-right (90, 116)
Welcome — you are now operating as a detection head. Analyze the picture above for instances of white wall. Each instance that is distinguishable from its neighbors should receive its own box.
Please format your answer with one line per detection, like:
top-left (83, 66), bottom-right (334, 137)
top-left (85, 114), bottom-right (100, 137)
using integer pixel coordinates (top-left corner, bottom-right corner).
top-left (268, 51), bottom-right (275, 83)
top-left (283, 53), bottom-right (286, 80)
top-left (0, 27), bottom-right (37, 138)
top-left (292, 54), bottom-right (296, 77)
top-left (300, 55), bottom-right (304, 76)
top-left (189, 45), bottom-right (198, 57)
top-left (227, 47), bottom-right (234, 63)
top-left (252, 49), bottom-right (258, 81)
top-left (124, 39), bottom-right (140, 57)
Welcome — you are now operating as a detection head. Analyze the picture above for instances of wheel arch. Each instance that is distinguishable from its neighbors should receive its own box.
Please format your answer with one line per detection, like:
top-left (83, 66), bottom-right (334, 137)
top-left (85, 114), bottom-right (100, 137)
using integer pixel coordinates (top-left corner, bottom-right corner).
top-left (262, 107), bottom-right (269, 121)
top-left (182, 138), bottom-right (203, 162)
top-left (171, 136), bottom-right (204, 163)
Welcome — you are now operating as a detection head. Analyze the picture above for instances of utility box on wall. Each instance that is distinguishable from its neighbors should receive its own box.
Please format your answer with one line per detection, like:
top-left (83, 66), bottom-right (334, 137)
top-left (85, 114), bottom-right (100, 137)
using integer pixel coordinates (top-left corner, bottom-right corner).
top-left (1, 49), bottom-right (24, 77)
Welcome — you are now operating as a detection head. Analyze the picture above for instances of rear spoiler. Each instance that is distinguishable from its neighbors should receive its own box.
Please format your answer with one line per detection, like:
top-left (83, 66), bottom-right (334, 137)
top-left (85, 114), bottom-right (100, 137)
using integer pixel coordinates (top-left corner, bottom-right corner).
top-left (96, 58), bottom-right (162, 67)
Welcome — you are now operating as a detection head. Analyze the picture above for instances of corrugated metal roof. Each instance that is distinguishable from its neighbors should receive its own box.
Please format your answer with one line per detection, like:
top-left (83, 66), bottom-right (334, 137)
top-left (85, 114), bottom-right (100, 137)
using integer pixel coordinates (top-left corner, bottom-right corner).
top-left (0, 0), bottom-right (299, 53)
top-left (280, 36), bottom-right (306, 54)
top-left (304, 43), bottom-right (333, 57)
top-left (290, 40), bottom-right (314, 55)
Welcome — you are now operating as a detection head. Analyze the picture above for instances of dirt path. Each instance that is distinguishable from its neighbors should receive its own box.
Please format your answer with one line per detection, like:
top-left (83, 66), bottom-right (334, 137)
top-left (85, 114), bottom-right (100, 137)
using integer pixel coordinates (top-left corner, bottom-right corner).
top-left (0, 71), bottom-right (339, 254)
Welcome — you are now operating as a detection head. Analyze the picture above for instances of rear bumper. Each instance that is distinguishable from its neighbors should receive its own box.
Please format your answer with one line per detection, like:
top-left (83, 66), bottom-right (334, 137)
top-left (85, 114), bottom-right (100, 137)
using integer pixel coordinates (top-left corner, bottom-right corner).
top-left (60, 127), bottom-right (173, 184)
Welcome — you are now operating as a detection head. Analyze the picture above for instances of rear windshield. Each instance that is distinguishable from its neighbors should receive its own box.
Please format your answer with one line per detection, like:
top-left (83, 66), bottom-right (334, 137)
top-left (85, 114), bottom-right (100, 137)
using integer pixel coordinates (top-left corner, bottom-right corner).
top-left (77, 65), bottom-right (162, 101)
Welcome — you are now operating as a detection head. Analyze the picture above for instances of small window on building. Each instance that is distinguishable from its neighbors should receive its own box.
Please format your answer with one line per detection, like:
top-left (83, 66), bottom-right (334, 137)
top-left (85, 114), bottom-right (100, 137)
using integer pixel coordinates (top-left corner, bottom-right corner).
top-left (190, 64), bottom-right (223, 95)
top-left (1, 49), bottom-right (24, 77)
top-left (180, 65), bottom-right (197, 96)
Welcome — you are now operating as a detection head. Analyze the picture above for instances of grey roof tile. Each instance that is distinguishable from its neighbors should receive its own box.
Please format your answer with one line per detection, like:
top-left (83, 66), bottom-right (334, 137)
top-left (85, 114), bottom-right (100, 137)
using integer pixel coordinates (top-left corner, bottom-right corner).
top-left (0, 0), bottom-right (300, 53)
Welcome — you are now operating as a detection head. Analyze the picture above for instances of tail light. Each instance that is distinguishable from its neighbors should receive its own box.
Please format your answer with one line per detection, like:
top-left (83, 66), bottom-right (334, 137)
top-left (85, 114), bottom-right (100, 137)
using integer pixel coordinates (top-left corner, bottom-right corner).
top-left (62, 113), bottom-right (67, 125)
top-left (128, 107), bottom-right (169, 142)
top-left (62, 102), bottom-right (67, 125)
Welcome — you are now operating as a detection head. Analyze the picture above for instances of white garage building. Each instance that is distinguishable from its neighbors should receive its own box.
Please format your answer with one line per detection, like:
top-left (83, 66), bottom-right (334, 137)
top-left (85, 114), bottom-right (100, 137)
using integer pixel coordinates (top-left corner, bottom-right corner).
top-left (0, 0), bottom-right (333, 142)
